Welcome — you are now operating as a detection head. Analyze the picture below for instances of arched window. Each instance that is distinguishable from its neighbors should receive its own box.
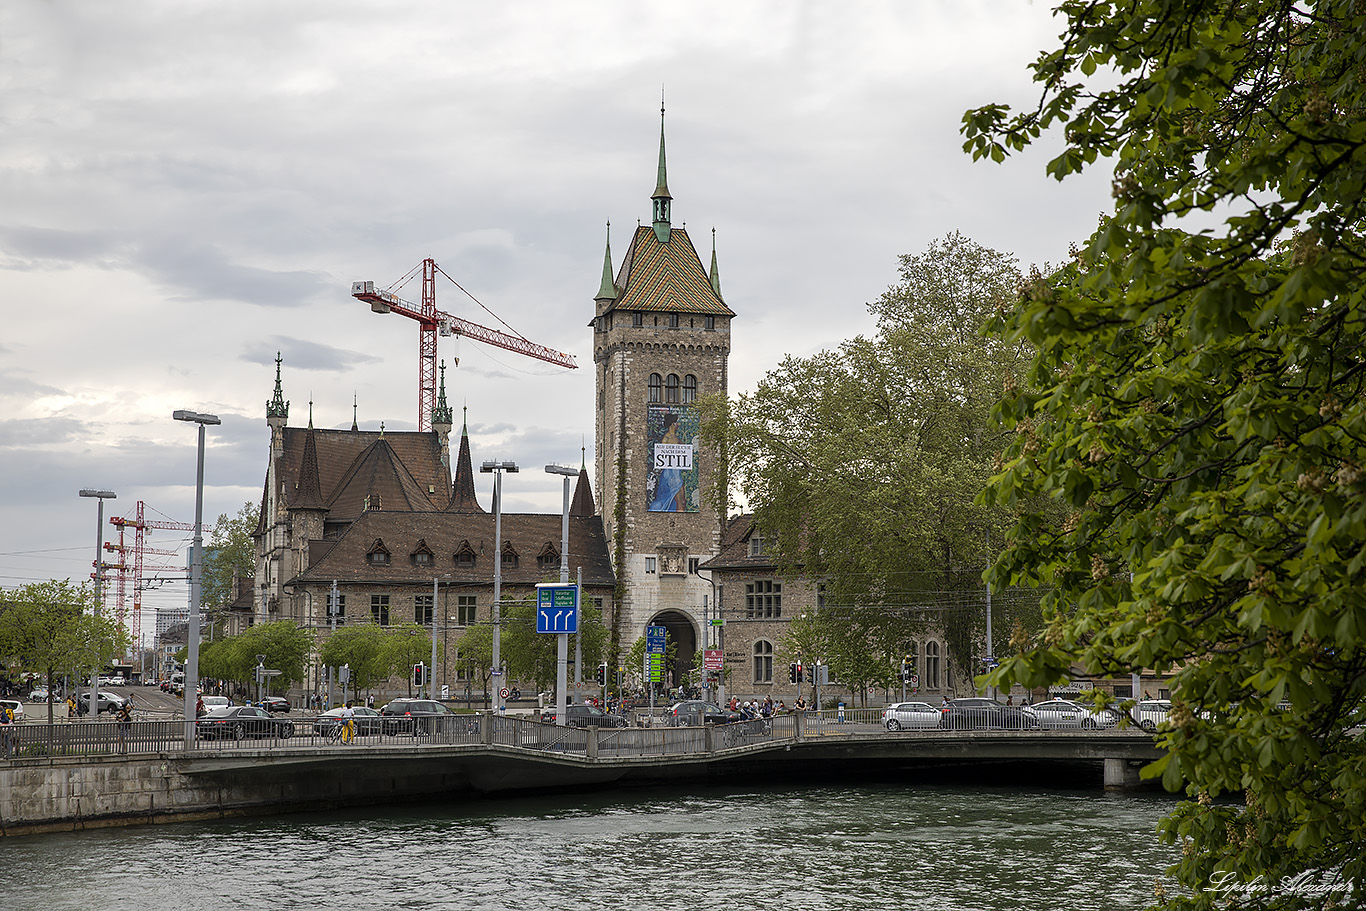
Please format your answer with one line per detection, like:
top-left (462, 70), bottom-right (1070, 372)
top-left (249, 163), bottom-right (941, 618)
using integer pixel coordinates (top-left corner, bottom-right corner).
top-left (665, 373), bottom-right (680, 403)
top-left (682, 374), bottom-right (697, 403)
top-left (648, 373), bottom-right (662, 404)
top-left (926, 641), bottom-right (940, 689)
top-left (753, 640), bottom-right (774, 683)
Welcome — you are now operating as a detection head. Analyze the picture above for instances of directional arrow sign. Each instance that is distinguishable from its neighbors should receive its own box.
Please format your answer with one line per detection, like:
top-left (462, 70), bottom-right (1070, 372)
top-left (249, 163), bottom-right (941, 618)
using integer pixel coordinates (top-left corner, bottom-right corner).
top-left (535, 583), bottom-right (579, 633)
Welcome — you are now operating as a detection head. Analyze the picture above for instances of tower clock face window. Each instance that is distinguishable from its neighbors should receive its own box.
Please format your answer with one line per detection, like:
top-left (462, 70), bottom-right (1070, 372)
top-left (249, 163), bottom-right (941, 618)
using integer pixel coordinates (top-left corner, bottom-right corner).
top-left (648, 373), bottom-right (662, 404)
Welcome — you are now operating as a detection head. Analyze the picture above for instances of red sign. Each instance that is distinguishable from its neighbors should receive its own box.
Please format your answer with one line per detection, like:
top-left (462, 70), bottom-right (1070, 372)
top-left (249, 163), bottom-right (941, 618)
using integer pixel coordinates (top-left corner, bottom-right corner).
top-left (704, 649), bottom-right (723, 671)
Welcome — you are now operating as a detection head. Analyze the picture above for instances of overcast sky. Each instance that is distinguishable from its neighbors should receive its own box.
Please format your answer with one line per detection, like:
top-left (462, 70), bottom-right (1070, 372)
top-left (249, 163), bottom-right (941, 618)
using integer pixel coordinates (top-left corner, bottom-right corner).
top-left (0, 1), bottom-right (1113, 637)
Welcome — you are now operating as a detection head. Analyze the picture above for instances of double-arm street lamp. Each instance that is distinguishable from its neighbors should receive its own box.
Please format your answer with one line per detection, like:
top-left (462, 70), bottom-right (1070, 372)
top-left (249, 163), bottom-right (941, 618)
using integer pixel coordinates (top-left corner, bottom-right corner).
top-left (78, 488), bottom-right (116, 716)
top-left (480, 460), bottom-right (517, 713)
top-left (174, 409), bottom-right (220, 748)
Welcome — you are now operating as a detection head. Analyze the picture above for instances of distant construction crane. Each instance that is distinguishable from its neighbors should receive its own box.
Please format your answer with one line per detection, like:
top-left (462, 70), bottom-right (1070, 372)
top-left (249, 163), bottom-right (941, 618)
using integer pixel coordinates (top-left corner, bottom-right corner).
top-left (110, 502), bottom-right (195, 642)
top-left (352, 258), bottom-right (578, 432)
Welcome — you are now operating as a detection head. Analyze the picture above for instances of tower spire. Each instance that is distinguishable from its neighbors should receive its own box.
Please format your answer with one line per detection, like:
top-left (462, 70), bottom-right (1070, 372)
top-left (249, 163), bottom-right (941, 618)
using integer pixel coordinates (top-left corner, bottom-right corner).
top-left (266, 351), bottom-right (289, 426)
top-left (432, 359), bottom-right (454, 428)
top-left (651, 91), bottom-right (672, 243)
top-left (596, 221), bottom-right (617, 300)
top-left (710, 227), bottom-right (723, 299)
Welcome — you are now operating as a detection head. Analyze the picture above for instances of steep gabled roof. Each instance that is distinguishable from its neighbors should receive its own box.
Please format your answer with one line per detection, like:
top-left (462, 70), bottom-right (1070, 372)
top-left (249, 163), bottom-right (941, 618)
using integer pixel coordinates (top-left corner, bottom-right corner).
top-left (605, 225), bottom-right (735, 317)
top-left (276, 427), bottom-right (451, 521)
top-left (698, 513), bottom-right (775, 571)
top-left (326, 437), bottom-right (442, 517)
top-left (446, 426), bottom-right (484, 513)
top-left (570, 466), bottom-right (595, 516)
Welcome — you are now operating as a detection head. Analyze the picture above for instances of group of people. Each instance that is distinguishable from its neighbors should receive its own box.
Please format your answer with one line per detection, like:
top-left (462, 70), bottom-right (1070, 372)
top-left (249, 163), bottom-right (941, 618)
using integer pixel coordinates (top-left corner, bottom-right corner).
top-left (727, 696), bottom-right (797, 717)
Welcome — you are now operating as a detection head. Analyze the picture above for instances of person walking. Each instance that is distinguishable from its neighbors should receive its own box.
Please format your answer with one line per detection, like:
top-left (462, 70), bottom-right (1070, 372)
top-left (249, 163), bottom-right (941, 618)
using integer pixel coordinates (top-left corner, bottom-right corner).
top-left (341, 701), bottom-right (356, 744)
top-left (114, 701), bottom-right (133, 754)
top-left (0, 700), bottom-right (15, 758)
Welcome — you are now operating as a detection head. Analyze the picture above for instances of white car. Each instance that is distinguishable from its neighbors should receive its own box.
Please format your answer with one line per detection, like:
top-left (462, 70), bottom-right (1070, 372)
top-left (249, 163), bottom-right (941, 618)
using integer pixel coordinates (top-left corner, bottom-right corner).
top-left (28, 687), bottom-right (51, 702)
top-left (200, 695), bottom-right (233, 713)
top-left (1133, 699), bottom-right (1172, 732)
top-left (1025, 698), bottom-right (1119, 730)
top-left (1, 699), bottom-right (24, 723)
top-left (881, 701), bottom-right (941, 731)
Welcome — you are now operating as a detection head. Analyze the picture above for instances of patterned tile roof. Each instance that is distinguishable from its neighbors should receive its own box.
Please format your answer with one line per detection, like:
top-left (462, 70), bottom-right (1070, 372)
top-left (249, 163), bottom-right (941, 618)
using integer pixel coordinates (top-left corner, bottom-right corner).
top-left (607, 226), bottom-right (735, 317)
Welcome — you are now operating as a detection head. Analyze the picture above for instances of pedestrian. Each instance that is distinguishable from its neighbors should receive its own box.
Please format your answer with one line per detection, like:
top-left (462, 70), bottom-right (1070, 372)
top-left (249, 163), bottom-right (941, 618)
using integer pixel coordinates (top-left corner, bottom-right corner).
top-left (366, 693), bottom-right (375, 710)
top-left (341, 700), bottom-right (356, 744)
top-left (114, 701), bottom-right (133, 754)
top-left (0, 700), bottom-right (15, 758)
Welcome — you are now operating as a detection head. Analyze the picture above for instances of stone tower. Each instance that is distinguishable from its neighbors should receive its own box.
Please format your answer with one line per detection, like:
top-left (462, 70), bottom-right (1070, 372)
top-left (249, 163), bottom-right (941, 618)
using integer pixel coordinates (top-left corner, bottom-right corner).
top-left (591, 105), bottom-right (735, 676)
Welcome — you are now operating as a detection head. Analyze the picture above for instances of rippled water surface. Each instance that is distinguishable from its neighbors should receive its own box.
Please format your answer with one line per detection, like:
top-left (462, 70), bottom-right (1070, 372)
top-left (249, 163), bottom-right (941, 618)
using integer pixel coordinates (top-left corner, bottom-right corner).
top-left (5, 783), bottom-right (1177, 910)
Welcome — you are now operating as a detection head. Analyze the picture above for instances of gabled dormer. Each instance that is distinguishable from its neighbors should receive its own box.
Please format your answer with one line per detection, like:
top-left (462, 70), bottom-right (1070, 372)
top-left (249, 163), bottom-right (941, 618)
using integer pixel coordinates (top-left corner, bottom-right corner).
top-left (365, 538), bottom-right (391, 567)
top-left (501, 540), bottom-right (519, 569)
top-left (537, 542), bottom-right (560, 570)
top-left (410, 538), bottom-right (435, 568)
top-left (454, 540), bottom-right (477, 568)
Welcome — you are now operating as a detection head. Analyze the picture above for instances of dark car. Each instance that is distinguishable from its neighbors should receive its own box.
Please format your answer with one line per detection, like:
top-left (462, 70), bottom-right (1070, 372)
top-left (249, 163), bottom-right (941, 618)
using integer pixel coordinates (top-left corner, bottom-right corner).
top-left (379, 698), bottom-right (457, 735)
top-left (196, 706), bottom-right (296, 740)
top-left (667, 700), bottom-right (743, 727)
top-left (260, 696), bottom-right (291, 714)
top-left (313, 706), bottom-right (384, 736)
top-left (939, 697), bottom-right (1039, 730)
top-left (539, 703), bottom-right (629, 728)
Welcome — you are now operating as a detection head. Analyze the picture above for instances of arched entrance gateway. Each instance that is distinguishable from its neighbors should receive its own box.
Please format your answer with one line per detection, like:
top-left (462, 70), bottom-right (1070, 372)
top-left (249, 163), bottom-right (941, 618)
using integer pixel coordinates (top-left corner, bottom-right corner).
top-left (649, 611), bottom-right (697, 690)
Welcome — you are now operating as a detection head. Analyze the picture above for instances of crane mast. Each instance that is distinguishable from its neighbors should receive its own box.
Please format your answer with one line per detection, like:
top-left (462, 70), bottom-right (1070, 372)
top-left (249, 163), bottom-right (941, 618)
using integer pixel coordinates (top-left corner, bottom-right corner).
top-left (351, 258), bottom-right (577, 432)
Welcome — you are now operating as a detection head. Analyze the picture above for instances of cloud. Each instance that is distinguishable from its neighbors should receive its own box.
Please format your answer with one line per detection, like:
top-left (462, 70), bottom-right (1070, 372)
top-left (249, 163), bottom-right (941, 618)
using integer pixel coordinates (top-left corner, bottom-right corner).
top-left (242, 339), bottom-right (381, 373)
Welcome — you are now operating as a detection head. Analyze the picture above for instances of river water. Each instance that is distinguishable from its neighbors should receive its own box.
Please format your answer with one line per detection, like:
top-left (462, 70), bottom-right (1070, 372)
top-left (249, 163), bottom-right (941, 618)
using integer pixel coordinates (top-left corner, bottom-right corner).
top-left (4, 782), bottom-right (1178, 910)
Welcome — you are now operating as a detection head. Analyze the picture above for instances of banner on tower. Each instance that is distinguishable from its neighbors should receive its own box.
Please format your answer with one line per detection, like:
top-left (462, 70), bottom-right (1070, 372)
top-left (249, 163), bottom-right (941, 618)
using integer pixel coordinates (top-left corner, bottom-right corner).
top-left (646, 404), bottom-right (699, 513)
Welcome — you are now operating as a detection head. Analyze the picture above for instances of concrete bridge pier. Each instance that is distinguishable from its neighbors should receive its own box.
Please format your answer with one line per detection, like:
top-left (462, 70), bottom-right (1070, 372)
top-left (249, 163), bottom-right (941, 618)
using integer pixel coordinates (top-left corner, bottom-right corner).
top-left (1104, 757), bottom-right (1145, 790)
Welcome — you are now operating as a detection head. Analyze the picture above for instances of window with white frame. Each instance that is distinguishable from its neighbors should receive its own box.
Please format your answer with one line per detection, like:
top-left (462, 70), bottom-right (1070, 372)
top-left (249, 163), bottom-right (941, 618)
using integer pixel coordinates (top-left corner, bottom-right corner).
top-left (645, 557), bottom-right (657, 574)
top-left (414, 594), bottom-right (433, 625)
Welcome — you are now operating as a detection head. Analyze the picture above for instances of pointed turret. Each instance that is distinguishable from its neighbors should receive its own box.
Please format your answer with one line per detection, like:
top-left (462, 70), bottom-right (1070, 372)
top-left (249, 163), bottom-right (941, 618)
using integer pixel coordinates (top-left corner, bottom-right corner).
top-left (709, 227), bottom-right (723, 300)
top-left (266, 352), bottom-right (289, 429)
top-left (651, 98), bottom-right (672, 243)
top-left (293, 425), bottom-right (326, 510)
top-left (595, 221), bottom-right (617, 301)
top-left (446, 412), bottom-right (485, 513)
top-left (570, 463), bottom-right (596, 516)
top-left (432, 360), bottom-right (454, 432)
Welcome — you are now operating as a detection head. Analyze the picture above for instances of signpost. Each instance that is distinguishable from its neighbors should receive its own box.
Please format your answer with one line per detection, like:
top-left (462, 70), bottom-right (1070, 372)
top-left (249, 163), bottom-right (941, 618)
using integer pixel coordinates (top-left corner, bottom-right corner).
top-left (537, 582), bottom-right (580, 726)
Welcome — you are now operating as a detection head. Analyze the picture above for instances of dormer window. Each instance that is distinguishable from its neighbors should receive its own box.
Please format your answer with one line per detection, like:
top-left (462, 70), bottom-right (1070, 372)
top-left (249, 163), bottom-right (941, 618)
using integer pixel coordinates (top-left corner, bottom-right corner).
top-left (501, 541), bottom-right (519, 568)
top-left (454, 540), bottom-right (477, 568)
top-left (411, 539), bottom-right (435, 567)
top-left (366, 539), bottom-right (391, 566)
top-left (363, 494), bottom-right (382, 511)
top-left (537, 542), bottom-right (560, 570)
top-left (749, 534), bottom-right (766, 558)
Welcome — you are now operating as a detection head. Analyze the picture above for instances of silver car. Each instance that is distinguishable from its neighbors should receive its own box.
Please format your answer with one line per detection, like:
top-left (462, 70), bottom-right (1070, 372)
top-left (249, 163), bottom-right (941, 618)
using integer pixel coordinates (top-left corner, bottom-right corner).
top-left (1025, 698), bottom-right (1118, 730)
top-left (882, 701), bottom-right (941, 731)
top-left (1133, 699), bottom-right (1172, 732)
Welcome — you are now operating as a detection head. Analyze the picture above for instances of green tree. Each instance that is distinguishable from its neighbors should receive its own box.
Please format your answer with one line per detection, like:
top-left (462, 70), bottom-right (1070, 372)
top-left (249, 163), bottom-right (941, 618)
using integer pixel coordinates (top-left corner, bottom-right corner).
top-left (318, 622), bottom-right (389, 701)
top-left (383, 622), bottom-right (432, 697)
top-left (500, 597), bottom-right (609, 695)
top-left (964, 2), bottom-right (1366, 905)
top-left (455, 623), bottom-right (493, 708)
top-left (202, 502), bottom-right (258, 622)
top-left (232, 620), bottom-right (312, 695)
top-left (701, 233), bottom-right (1034, 679)
top-left (0, 580), bottom-right (127, 725)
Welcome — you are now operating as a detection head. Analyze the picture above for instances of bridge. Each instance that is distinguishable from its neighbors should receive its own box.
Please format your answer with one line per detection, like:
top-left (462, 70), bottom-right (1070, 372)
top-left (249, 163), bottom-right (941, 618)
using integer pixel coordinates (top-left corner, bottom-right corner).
top-left (0, 713), bottom-right (1166, 836)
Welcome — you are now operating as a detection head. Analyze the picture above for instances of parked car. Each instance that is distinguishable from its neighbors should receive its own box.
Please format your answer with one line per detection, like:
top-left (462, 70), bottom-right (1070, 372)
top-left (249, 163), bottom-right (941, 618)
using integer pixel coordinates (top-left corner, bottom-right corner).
top-left (195, 706), bottom-right (296, 740)
top-left (939, 697), bottom-right (1039, 730)
top-left (1024, 699), bottom-right (1120, 730)
top-left (1133, 699), bottom-right (1172, 732)
top-left (0, 699), bottom-right (24, 723)
top-left (539, 703), bottom-right (629, 728)
top-left (379, 698), bottom-right (458, 735)
top-left (882, 701), bottom-right (941, 731)
top-left (313, 706), bottom-right (384, 736)
top-left (28, 687), bottom-right (51, 702)
top-left (667, 700), bottom-right (743, 727)
top-left (76, 691), bottom-right (128, 715)
top-left (260, 696), bottom-right (291, 714)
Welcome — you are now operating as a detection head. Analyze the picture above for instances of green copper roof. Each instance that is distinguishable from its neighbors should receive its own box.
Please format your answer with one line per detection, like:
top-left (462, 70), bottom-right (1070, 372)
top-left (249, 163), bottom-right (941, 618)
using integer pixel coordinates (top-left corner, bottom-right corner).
top-left (266, 351), bottom-right (289, 420)
top-left (432, 360), bottom-right (454, 427)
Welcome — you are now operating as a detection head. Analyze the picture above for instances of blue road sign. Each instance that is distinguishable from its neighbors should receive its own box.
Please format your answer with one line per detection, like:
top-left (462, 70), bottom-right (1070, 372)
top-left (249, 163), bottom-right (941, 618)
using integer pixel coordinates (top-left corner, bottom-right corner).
top-left (646, 625), bottom-right (666, 654)
top-left (536, 583), bottom-right (579, 633)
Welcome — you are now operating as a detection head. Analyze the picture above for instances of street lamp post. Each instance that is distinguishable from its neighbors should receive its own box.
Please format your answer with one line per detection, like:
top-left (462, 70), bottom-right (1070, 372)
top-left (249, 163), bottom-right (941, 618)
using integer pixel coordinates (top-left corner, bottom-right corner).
top-left (480, 460), bottom-right (517, 714)
top-left (78, 489), bottom-right (116, 719)
top-left (174, 409), bottom-right (220, 748)
top-left (546, 464), bottom-right (578, 724)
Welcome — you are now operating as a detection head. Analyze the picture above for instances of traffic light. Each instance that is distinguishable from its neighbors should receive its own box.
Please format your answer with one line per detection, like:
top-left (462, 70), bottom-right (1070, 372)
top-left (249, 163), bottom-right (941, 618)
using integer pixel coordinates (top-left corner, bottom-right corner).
top-left (788, 663), bottom-right (798, 683)
top-left (413, 663), bottom-right (425, 686)
top-left (596, 663), bottom-right (608, 686)
top-left (796, 663), bottom-right (804, 683)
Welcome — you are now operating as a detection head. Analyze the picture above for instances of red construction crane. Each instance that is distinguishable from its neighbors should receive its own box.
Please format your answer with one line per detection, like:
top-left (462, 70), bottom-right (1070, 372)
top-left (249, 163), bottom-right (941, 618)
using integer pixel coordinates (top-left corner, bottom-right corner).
top-left (352, 258), bottom-right (578, 432)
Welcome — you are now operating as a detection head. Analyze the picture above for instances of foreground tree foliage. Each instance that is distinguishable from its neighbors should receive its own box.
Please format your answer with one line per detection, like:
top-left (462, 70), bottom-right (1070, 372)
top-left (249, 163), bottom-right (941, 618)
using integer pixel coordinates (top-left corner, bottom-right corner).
top-left (202, 502), bottom-right (258, 616)
top-left (965, 1), bottom-right (1366, 906)
top-left (702, 232), bottom-right (1032, 681)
